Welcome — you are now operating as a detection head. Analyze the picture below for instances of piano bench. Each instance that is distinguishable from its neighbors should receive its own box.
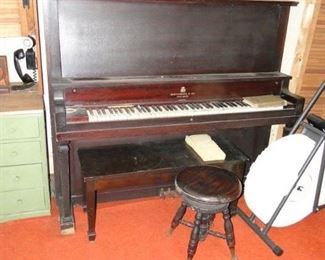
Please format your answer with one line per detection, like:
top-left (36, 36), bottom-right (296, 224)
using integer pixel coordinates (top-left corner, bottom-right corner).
top-left (79, 137), bottom-right (248, 241)
top-left (167, 166), bottom-right (242, 260)
top-left (82, 169), bottom-right (175, 241)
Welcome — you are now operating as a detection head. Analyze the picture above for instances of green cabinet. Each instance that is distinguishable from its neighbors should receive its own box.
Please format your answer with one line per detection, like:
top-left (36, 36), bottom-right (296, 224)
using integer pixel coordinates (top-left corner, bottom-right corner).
top-left (0, 110), bottom-right (50, 222)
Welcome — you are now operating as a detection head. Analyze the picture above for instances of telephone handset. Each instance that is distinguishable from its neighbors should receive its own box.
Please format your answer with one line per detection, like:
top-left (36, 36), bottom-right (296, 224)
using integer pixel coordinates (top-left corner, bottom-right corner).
top-left (14, 49), bottom-right (34, 83)
top-left (13, 36), bottom-right (36, 84)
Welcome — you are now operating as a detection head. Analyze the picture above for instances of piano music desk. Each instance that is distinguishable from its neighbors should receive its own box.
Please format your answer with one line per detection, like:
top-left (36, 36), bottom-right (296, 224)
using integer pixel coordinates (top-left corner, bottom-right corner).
top-left (79, 136), bottom-right (248, 241)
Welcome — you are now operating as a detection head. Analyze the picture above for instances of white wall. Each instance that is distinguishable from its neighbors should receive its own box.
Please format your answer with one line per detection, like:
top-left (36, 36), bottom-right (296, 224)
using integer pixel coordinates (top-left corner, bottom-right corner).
top-left (270, 1), bottom-right (306, 143)
top-left (37, 0), bottom-right (54, 173)
top-left (282, 1), bottom-right (306, 76)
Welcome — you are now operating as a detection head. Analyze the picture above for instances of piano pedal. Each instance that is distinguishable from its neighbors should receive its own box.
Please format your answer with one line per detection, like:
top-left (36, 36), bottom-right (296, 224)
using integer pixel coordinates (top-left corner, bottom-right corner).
top-left (159, 187), bottom-right (179, 199)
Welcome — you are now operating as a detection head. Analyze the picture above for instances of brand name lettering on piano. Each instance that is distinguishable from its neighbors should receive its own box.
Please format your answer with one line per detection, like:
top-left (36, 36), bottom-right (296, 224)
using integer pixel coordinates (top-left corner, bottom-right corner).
top-left (170, 86), bottom-right (195, 98)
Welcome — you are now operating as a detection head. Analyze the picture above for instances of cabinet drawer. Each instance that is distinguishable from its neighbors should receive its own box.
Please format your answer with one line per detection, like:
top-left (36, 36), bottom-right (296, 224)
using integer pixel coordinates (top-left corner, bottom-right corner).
top-left (0, 188), bottom-right (46, 215)
top-left (0, 141), bottom-right (42, 166)
top-left (0, 116), bottom-right (40, 140)
top-left (0, 164), bottom-right (43, 192)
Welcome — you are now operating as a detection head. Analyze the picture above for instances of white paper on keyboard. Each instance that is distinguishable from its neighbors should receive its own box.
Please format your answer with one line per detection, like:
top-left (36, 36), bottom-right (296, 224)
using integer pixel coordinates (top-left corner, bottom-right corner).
top-left (185, 134), bottom-right (226, 162)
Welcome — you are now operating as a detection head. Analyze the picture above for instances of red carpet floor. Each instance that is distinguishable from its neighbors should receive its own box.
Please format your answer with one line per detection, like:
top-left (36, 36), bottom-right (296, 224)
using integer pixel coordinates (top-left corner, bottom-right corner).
top-left (0, 197), bottom-right (324, 260)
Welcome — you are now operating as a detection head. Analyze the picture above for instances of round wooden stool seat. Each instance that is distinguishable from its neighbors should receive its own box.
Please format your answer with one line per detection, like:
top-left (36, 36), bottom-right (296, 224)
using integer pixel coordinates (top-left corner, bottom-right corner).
top-left (169, 166), bottom-right (243, 260)
top-left (175, 166), bottom-right (242, 212)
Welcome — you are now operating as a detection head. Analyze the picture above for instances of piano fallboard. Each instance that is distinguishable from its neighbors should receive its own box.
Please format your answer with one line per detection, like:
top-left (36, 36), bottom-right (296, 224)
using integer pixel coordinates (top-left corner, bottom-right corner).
top-left (61, 72), bottom-right (286, 105)
top-left (57, 109), bottom-right (298, 142)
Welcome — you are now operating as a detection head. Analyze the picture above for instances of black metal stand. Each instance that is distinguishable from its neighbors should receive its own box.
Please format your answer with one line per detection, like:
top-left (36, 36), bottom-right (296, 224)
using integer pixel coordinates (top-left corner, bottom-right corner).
top-left (238, 81), bottom-right (325, 255)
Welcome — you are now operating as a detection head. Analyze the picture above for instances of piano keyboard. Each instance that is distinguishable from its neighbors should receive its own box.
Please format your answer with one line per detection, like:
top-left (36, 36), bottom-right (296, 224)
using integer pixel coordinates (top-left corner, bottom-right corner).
top-left (67, 100), bottom-right (285, 123)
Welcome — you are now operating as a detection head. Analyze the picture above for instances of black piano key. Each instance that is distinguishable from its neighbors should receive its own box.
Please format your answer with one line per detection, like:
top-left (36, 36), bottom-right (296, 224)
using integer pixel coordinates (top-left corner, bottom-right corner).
top-left (204, 103), bottom-right (213, 109)
top-left (240, 101), bottom-right (250, 107)
top-left (230, 101), bottom-right (239, 107)
top-left (201, 103), bottom-right (208, 108)
top-left (88, 109), bottom-right (94, 117)
top-left (183, 103), bottom-right (188, 109)
top-left (178, 104), bottom-right (185, 110)
top-left (137, 106), bottom-right (144, 112)
top-left (188, 103), bottom-right (196, 109)
top-left (120, 107), bottom-right (128, 114)
top-left (109, 108), bottom-right (114, 114)
top-left (225, 102), bottom-right (235, 107)
top-left (182, 104), bottom-right (188, 110)
top-left (164, 105), bottom-right (171, 111)
top-left (211, 102), bottom-right (220, 108)
top-left (169, 105), bottom-right (176, 111)
top-left (170, 105), bottom-right (176, 111)
top-left (235, 101), bottom-right (245, 107)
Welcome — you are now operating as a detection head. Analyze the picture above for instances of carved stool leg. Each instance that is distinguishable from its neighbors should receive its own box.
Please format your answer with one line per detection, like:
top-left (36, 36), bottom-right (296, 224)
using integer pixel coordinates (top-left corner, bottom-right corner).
top-left (187, 211), bottom-right (203, 260)
top-left (167, 201), bottom-right (187, 236)
top-left (223, 207), bottom-right (237, 260)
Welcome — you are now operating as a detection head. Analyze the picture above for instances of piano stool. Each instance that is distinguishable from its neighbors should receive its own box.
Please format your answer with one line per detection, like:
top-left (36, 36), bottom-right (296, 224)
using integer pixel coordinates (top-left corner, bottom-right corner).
top-left (167, 166), bottom-right (242, 260)
top-left (79, 137), bottom-right (247, 241)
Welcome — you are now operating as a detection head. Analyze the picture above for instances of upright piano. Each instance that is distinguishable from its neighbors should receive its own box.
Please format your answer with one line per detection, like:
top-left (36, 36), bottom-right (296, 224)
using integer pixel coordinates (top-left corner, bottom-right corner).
top-left (42, 0), bottom-right (304, 233)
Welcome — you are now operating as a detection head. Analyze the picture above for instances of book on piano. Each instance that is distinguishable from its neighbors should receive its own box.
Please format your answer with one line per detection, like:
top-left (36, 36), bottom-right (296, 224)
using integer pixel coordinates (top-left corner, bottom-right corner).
top-left (243, 95), bottom-right (287, 108)
top-left (185, 134), bottom-right (226, 163)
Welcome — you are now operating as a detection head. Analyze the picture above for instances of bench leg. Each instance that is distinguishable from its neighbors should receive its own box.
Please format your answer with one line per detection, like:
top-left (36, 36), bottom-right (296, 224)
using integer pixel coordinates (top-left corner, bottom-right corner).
top-left (85, 182), bottom-right (97, 241)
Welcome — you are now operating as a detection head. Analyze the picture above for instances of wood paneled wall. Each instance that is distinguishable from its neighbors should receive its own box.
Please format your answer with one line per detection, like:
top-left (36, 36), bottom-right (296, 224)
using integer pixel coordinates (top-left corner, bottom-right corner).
top-left (297, 1), bottom-right (325, 117)
top-left (0, 0), bottom-right (21, 36)
top-left (0, 0), bottom-right (36, 36)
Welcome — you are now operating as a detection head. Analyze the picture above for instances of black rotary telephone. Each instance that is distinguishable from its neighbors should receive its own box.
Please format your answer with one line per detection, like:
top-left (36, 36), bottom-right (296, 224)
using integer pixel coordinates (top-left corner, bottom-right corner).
top-left (13, 36), bottom-right (37, 85)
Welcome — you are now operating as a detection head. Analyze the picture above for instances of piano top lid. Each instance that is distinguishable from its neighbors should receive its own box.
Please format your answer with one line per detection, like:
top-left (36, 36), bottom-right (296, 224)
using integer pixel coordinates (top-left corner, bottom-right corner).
top-left (57, 0), bottom-right (296, 79)
top-left (52, 72), bottom-right (291, 89)
top-left (213, 0), bottom-right (298, 5)
top-left (92, 0), bottom-right (299, 6)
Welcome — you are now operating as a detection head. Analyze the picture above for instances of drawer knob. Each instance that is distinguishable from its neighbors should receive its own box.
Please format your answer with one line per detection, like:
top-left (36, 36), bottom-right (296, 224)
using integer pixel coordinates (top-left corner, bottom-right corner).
top-left (15, 176), bottom-right (20, 181)
top-left (17, 199), bottom-right (23, 204)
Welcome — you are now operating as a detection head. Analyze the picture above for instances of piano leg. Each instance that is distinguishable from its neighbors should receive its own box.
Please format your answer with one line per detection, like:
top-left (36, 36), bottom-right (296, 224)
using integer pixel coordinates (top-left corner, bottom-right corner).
top-left (85, 181), bottom-right (97, 241)
top-left (56, 143), bottom-right (75, 234)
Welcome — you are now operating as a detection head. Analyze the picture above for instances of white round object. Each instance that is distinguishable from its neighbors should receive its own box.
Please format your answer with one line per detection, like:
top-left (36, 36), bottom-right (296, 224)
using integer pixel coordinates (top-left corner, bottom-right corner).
top-left (244, 134), bottom-right (324, 227)
top-left (23, 37), bottom-right (33, 49)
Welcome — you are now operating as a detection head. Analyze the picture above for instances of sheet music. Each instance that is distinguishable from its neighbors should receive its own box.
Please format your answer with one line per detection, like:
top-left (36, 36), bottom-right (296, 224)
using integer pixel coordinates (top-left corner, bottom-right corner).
top-left (185, 134), bottom-right (226, 162)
